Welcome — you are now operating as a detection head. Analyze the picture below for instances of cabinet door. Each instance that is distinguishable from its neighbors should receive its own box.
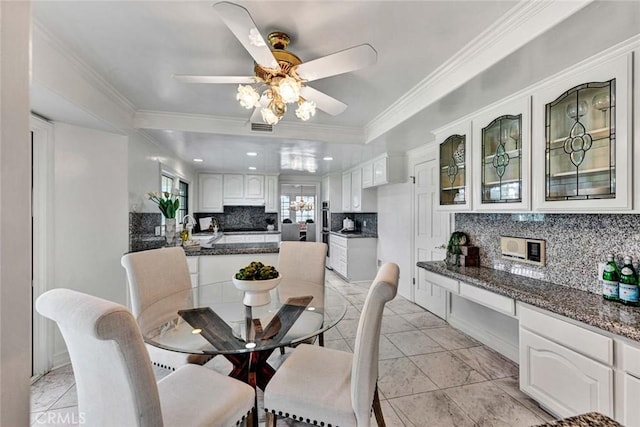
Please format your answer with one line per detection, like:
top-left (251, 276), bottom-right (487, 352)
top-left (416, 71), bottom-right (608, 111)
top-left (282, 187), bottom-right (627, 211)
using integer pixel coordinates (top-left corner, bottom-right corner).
top-left (244, 175), bottom-right (264, 198)
top-left (373, 156), bottom-right (388, 186)
top-left (362, 162), bottom-right (374, 188)
top-left (532, 53), bottom-right (631, 212)
top-left (351, 169), bottom-right (362, 211)
top-left (472, 97), bottom-right (530, 211)
top-left (264, 175), bottom-right (278, 212)
top-left (624, 374), bottom-right (640, 427)
top-left (519, 329), bottom-right (613, 418)
top-left (342, 173), bottom-right (351, 212)
top-left (198, 174), bottom-right (224, 212)
top-left (223, 174), bottom-right (244, 198)
top-left (435, 120), bottom-right (472, 211)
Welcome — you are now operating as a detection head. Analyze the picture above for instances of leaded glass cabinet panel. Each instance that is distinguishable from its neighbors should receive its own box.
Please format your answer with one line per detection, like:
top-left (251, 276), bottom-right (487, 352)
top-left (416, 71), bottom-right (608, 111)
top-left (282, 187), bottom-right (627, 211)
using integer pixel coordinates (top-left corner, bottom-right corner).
top-left (436, 120), bottom-right (471, 211)
top-left (532, 53), bottom-right (631, 212)
top-left (472, 96), bottom-right (530, 212)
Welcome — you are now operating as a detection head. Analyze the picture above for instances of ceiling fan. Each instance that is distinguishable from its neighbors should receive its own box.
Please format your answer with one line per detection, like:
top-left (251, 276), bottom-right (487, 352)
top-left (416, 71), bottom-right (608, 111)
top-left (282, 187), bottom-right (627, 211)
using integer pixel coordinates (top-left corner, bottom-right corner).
top-left (173, 1), bottom-right (377, 126)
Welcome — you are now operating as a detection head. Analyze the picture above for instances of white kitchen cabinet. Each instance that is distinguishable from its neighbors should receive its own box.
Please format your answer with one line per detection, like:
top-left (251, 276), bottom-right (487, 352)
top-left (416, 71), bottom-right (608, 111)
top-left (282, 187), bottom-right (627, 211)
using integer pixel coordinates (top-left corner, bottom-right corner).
top-left (472, 96), bottom-right (531, 211)
top-left (198, 173), bottom-right (224, 212)
top-left (372, 156), bottom-right (387, 186)
top-left (244, 175), bottom-right (264, 199)
top-left (322, 173), bottom-right (342, 210)
top-left (342, 172), bottom-right (351, 212)
top-left (519, 304), bottom-right (614, 418)
top-left (264, 175), bottom-right (279, 212)
top-left (223, 174), bottom-right (244, 198)
top-left (362, 162), bottom-right (374, 188)
top-left (329, 234), bottom-right (377, 282)
top-left (435, 119), bottom-right (472, 211)
top-left (531, 52), bottom-right (632, 212)
top-left (341, 169), bottom-right (377, 213)
top-left (624, 374), bottom-right (640, 426)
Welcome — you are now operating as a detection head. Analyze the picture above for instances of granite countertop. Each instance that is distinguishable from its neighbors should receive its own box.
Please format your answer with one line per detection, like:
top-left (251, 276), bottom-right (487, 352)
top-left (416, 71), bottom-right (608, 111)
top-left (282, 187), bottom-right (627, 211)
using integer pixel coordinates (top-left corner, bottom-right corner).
top-left (329, 231), bottom-right (378, 238)
top-left (537, 412), bottom-right (622, 426)
top-left (193, 230), bottom-right (281, 236)
top-left (184, 242), bottom-right (279, 256)
top-left (417, 261), bottom-right (640, 342)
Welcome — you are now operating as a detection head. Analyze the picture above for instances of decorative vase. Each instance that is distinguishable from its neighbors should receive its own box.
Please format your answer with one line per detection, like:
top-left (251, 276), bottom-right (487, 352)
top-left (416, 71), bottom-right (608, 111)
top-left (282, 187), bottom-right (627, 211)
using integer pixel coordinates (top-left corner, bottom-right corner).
top-left (232, 275), bottom-right (282, 306)
top-left (165, 218), bottom-right (177, 246)
top-left (267, 224), bottom-right (275, 231)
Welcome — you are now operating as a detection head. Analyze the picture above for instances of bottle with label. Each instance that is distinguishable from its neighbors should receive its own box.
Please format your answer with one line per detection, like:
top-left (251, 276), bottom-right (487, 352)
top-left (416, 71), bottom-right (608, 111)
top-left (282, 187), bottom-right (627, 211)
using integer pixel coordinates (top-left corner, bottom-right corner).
top-left (602, 254), bottom-right (620, 301)
top-left (619, 256), bottom-right (639, 306)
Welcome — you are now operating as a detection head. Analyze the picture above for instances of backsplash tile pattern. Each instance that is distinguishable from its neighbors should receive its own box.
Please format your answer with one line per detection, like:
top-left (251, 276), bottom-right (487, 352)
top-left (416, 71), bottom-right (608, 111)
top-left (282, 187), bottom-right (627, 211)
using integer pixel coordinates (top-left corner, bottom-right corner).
top-left (331, 212), bottom-right (377, 234)
top-left (129, 212), bottom-right (164, 252)
top-left (194, 206), bottom-right (277, 232)
top-left (454, 213), bottom-right (640, 294)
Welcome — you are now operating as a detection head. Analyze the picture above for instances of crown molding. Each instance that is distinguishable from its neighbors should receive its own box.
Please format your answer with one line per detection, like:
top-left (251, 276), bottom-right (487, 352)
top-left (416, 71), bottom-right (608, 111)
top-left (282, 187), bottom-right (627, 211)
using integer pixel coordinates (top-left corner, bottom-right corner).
top-left (133, 110), bottom-right (365, 145)
top-left (364, 0), bottom-right (593, 144)
top-left (33, 20), bottom-right (137, 119)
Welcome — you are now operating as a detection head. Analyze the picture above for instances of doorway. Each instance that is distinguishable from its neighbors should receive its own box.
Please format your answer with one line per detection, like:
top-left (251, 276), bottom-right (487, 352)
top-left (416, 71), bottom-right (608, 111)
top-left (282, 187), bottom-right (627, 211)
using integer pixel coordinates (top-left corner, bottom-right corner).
top-left (413, 156), bottom-right (450, 319)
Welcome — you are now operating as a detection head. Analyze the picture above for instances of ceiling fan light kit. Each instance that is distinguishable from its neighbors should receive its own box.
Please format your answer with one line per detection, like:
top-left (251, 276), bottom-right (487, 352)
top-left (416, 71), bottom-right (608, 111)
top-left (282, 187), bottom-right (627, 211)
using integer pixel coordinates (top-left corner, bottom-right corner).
top-left (174, 2), bottom-right (376, 126)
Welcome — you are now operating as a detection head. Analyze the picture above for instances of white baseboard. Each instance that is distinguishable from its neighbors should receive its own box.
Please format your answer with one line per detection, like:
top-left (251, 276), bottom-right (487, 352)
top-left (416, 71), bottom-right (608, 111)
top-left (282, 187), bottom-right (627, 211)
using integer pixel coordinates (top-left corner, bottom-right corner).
top-left (448, 313), bottom-right (519, 363)
top-left (52, 350), bottom-right (70, 370)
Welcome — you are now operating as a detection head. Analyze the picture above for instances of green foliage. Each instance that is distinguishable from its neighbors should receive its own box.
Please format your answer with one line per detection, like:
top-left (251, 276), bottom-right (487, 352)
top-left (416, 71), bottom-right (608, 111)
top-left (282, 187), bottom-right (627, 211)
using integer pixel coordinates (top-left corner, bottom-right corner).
top-left (235, 261), bottom-right (279, 280)
top-left (147, 191), bottom-right (180, 218)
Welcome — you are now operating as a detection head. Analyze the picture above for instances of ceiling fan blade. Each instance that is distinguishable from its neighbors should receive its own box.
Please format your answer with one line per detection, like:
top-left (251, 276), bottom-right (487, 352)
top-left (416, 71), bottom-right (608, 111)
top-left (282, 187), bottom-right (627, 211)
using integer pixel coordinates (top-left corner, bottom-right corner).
top-left (173, 74), bottom-right (256, 84)
top-left (300, 86), bottom-right (347, 116)
top-left (249, 94), bottom-right (269, 123)
top-left (213, 2), bottom-right (279, 70)
top-left (296, 44), bottom-right (377, 82)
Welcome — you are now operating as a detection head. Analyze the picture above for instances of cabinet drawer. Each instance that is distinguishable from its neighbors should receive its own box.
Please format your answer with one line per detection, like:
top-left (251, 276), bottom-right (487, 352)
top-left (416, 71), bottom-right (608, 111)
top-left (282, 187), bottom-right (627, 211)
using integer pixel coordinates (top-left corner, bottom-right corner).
top-left (459, 282), bottom-right (515, 316)
top-left (186, 257), bottom-right (198, 274)
top-left (244, 235), bottom-right (265, 243)
top-left (622, 342), bottom-right (640, 377)
top-left (520, 329), bottom-right (613, 418)
top-left (519, 304), bottom-right (613, 365)
top-left (265, 234), bottom-right (280, 242)
top-left (189, 273), bottom-right (198, 288)
top-left (331, 235), bottom-right (347, 248)
top-left (423, 271), bottom-right (459, 294)
top-left (224, 235), bottom-right (246, 243)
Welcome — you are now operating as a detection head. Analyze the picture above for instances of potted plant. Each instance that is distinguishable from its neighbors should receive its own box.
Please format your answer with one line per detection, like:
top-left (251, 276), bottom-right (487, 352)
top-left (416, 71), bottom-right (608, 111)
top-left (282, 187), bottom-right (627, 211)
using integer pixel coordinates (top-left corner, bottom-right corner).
top-left (232, 262), bottom-right (281, 306)
top-left (147, 191), bottom-right (180, 246)
top-left (266, 217), bottom-right (276, 231)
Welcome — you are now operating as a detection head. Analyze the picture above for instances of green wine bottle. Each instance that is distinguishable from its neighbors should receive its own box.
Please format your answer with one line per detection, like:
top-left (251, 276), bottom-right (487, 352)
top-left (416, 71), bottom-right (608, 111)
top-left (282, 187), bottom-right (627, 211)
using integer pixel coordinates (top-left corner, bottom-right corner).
top-left (602, 254), bottom-right (619, 301)
top-left (619, 256), bottom-right (639, 306)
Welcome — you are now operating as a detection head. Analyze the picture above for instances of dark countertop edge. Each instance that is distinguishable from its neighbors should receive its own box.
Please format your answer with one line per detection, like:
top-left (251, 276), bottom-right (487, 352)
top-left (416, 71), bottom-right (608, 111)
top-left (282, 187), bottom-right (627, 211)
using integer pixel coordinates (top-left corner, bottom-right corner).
top-left (417, 261), bottom-right (640, 343)
top-left (193, 231), bottom-right (281, 235)
top-left (329, 231), bottom-right (378, 238)
top-left (185, 247), bottom-right (280, 256)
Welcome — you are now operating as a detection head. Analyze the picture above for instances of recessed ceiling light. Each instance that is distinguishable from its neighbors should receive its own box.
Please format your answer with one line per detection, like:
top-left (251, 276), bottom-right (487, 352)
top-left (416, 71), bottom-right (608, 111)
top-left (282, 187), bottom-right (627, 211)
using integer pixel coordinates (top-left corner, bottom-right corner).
top-left (246, 152), bottom-right (258, 156)
top-left (193, 158), bottom-right (204, 162)
top-left (248, 166), bottom-right (257, 170)
top-left (323, 156), bottom-right (333, 161)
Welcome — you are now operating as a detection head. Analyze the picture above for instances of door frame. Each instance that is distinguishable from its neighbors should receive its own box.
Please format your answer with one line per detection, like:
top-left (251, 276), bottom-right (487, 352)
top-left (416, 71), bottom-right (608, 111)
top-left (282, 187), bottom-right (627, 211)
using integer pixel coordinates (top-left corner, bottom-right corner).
top-left (31, 115), bottom-right (54, 379)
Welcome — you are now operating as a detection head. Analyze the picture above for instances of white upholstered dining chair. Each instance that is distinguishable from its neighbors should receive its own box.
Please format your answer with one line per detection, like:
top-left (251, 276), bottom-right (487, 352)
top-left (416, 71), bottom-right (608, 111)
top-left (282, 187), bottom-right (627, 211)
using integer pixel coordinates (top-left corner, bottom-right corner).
top-left (276, 241), bottom-right (328, 351)
top-left (121, 247), bottom-right (212, 370)
top-left (36, 288), bottom-right (255, 427)
top-left (263, 262), bottom-right (400, 427)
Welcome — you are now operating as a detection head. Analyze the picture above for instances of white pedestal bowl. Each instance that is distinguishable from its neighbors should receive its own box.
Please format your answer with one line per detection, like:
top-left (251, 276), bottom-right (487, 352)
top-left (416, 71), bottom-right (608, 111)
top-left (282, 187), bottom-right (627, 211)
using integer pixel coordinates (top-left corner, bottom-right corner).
top-left (232, 275), bottom-right (282, 306)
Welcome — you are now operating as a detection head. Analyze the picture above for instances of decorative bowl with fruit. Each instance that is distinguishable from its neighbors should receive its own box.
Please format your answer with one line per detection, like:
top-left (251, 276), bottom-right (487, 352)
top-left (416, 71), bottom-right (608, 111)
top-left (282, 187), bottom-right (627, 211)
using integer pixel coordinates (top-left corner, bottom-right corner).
top-left (232, 262), bottom-right (281, 306)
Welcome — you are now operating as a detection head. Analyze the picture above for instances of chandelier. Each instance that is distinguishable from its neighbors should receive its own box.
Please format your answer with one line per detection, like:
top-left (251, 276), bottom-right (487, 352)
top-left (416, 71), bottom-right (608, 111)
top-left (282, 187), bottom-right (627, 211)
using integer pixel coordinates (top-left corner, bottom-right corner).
top-left (290, 198), bottom-right (314, 212)
top-left (236, 32), bottom-right (316, 125)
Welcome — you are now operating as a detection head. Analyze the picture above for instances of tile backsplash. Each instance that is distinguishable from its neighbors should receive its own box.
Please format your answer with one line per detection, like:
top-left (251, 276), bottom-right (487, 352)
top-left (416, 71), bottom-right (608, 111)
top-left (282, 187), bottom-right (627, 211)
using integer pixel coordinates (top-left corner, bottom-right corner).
top-left (194, 206), bottom-right (278, 232)
top-left (129, 212), bottom-right (164, 252)
top-left (331, 212), bottom-right (377, 234)
top-left (454, 213), bottom-right (640, 294)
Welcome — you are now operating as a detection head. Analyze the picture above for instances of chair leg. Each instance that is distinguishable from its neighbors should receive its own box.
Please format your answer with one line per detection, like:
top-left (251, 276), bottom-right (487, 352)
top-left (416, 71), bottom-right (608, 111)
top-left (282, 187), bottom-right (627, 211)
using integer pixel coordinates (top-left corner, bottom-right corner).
top-left (319, 331), bottom-right (324, 347)
top-left (244, 410), bottom-right (254, 427)
top-left (373, 386), bottom-right (385, 427)
top-left (279, 346), bottom-right (285, 355)
top-left (266, 411), bottom-right (277, 427)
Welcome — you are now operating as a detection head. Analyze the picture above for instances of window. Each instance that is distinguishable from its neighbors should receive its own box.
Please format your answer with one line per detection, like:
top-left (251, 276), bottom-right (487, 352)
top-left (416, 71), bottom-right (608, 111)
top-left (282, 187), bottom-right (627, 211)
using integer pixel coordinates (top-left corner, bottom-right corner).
top-left (161, 175), bottom-right (174, 194)
top-left (280, 195), bottom-right (291, 221)
top-left (178, 180), bottom-right (188, 223)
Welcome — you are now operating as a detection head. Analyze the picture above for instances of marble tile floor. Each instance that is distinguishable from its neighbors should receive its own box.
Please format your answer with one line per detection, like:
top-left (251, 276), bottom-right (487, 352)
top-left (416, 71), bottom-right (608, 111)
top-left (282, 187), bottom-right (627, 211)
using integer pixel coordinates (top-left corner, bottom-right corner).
top-left (30, 270), bottom-right (556, 426)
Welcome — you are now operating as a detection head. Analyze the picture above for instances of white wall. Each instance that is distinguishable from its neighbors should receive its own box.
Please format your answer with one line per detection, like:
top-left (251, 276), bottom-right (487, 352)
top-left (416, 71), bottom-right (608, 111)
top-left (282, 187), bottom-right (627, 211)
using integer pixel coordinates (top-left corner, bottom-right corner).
top-left (52, 123), bottom-right (128, 364)
top-left (377, 183), bottom-right (412, 299)
top-left (0, 2), bottom-right (31, 425)
top-left (128, 132), bottom-right (196, 214)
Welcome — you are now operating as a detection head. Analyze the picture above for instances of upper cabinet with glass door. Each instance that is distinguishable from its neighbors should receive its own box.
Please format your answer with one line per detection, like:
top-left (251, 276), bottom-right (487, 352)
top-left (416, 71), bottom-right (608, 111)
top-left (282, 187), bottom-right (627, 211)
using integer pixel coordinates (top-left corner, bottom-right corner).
top-left (435, 120), bottom-right (472, 211)
top-left (532, 53), bottom-right (631, 212)
top-left (472, 97), bottom-right (530, 211)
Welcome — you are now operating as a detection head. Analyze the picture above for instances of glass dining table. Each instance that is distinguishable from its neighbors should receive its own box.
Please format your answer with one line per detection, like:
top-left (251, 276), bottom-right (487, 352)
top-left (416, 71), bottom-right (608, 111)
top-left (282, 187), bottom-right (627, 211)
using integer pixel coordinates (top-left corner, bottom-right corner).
top-left (137, 279), bottom-right (347, 392)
